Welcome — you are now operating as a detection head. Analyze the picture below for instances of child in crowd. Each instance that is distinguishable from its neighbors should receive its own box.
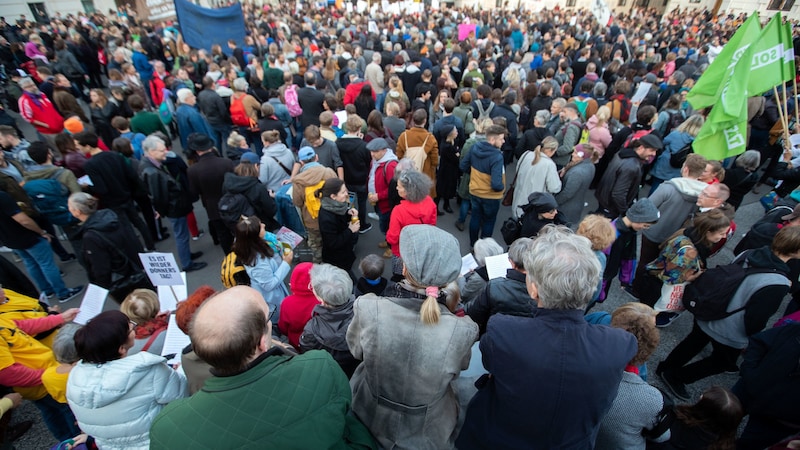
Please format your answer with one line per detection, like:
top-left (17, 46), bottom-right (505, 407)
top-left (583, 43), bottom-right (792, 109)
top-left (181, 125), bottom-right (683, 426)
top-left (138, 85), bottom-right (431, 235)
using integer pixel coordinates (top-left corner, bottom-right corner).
top-left (353, 254), bottom-right (396, 297)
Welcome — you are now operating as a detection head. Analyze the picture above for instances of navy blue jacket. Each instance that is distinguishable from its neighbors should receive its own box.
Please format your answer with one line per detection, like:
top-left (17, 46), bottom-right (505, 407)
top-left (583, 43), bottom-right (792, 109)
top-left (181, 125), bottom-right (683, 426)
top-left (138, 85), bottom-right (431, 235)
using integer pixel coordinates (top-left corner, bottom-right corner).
top-left (457, 309), bottom-right (637, 449)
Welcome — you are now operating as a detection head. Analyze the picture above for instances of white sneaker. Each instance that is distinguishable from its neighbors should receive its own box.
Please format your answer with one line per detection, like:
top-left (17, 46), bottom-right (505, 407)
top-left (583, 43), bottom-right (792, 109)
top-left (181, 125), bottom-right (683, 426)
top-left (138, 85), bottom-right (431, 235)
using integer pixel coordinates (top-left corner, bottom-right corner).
top-left (367, 212), bottom-right (379, 221)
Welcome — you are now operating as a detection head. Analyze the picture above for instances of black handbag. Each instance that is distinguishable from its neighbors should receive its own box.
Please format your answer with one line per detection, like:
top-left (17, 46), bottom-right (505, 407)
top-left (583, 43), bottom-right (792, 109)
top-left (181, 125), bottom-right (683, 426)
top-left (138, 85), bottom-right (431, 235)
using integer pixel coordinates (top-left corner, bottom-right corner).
top-left (500, 216), bottom-right (522, 245)
top-left (91, 232), bottom-right (154, 302)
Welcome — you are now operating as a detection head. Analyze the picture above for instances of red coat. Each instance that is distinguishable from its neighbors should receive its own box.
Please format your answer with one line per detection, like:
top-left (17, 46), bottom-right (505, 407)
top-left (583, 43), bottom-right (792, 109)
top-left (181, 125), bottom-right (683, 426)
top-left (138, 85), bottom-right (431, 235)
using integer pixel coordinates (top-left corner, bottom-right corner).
top-left (149, 72), bottom-right (168, 106)
top-left (277, 262), bottom-right (319, 349)
top-left (18, 93), bottom-right (63, 134)
top-left (343, 81), bottom-right (376, 105)
top-left (372, 159), bottom-right (397, 213)
top-left (386, 196), bottom-right (437, 256)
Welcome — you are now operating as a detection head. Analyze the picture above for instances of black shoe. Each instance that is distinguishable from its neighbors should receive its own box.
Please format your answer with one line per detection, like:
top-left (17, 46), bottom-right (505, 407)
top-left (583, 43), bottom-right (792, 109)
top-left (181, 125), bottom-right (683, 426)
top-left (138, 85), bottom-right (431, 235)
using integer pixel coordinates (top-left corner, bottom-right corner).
top-left (656, 311), bottom-right (682, 328)
top-left (190, 251), bottom-right (204, 260)
top-left (155, 232), bottom-right (171, 242)
top-left (183, 262), bottom-right (208, 272)
top-left (443, 204), bottom-right (453, 213)
top-left (358, 223), bottom-right (373, 234)
top-left (660, 370), bottom-right (690, 401)
top-left (4, 420), bottom-right (32, 442)
top-left (622, 285), bottom-right (640, 300)
top-left (455, 221), bottom-right (465, 231)
top-left (59, 254), bottom-right (77, 263)
top-left (58, 286), bottom-right (84, 303)
top-left (437, 209), bottom-right (445, 216)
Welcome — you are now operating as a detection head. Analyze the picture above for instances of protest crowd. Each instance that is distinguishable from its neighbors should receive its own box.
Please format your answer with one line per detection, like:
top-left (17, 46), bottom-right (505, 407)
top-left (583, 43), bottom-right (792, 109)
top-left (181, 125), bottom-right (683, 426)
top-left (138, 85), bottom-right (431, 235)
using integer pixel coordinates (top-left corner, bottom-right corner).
top-left (0, 1), bottom-right (800, 448)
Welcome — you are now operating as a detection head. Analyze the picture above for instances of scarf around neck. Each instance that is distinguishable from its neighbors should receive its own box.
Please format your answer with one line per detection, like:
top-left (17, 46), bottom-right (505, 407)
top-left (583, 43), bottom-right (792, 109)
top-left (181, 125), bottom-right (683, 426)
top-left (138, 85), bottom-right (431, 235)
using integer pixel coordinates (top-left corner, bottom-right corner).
top-left (321, 196), bottom-right (350, 215)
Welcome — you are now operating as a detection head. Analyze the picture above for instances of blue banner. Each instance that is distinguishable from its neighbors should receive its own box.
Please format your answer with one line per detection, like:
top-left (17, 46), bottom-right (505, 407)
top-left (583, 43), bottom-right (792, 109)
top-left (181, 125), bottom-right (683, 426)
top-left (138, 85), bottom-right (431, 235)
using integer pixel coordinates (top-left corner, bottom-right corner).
top-left (174, 0), bottom-right (246, 52)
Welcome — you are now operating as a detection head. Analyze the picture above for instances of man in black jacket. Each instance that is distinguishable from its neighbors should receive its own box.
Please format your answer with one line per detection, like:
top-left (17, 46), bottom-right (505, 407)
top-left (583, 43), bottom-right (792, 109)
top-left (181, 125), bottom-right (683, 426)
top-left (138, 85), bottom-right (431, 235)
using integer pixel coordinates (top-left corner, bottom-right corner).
top-left (336, 116), bottom-right (372, 232)
top-left (186, 133), bottom-right (234, 254)
top-left (297, 72), bottom-right (325, 130)
top-left (595, 133), bottom-right (662, 219)
top-left (140, 135), bottom-right (206, 272)
top-left (197, 76), bottom-right (232, 157)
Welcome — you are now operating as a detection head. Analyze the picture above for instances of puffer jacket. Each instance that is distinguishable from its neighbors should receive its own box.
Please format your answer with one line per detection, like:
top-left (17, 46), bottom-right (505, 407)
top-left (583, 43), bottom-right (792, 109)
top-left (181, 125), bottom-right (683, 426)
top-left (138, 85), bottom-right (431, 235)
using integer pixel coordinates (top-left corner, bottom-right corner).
top-left (466, 269), bottom-right (536, 334)
top-left (67, 351), bottom-right (188, 450)
top-left (300, 299), bottom-right (359, 377)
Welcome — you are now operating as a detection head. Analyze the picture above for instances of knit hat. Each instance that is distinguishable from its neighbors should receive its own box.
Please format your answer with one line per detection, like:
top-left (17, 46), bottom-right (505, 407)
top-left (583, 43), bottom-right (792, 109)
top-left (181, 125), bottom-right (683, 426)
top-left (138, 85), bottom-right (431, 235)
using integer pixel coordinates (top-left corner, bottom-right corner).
top-left (240, 152), bottom-right (260, 164)
top-left (626, 198), bottom-right (660, 223)
top-left (63, 116), bottom-right (84, 134)
top-left (399, 225), bottom-right (461, 288)
top-left (527, 192), bottom-right (558, 214)
top-left (298, 146), bottom-right (316, 162)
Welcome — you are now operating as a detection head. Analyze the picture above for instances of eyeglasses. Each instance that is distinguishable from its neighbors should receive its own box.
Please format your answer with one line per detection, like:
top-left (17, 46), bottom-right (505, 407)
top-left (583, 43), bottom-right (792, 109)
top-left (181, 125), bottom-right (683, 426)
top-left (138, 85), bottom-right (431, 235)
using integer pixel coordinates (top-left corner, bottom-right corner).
top-left (129, 320), bottom-right (138, 331)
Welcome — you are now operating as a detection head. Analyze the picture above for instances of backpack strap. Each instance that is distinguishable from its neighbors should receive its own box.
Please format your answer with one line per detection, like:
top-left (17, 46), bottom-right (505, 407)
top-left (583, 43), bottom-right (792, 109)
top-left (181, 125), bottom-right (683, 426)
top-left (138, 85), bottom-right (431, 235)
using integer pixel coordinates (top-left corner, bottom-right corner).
top-left (141, 325), bottom-right (167, 352)
top-left (270, 156), bottom-right (292, 176)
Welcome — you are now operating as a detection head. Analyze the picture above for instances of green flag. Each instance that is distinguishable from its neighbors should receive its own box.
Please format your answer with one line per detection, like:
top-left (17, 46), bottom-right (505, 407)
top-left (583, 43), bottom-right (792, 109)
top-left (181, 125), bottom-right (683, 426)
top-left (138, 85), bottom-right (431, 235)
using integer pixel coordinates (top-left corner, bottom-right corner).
top-left (687, 13), bottom-right (761, 110)
top-left (746, 13), bottom-right (786, 97)
top-left (783, 21), bottom-right (796, 82)
top-left (691, 113), bottom-right (749, 161)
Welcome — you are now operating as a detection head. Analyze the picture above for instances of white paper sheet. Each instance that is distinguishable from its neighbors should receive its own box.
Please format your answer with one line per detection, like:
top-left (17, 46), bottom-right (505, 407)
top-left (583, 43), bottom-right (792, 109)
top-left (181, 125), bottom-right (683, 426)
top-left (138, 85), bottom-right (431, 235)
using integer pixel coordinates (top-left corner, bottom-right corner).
top-left (161, 315), bottom-right (191, 365)
top-left (485, 253), bottom-right (512, 280)
top-left (76, 175), bottom-right (93, 186)
top-left (73, 284), bottom-right (108, 325)
top-left (789, 133), bottom-right (800, 149)
top-left (276, 227), bottom-right (304, 249)
top-left (461, 254), bottom-right (478, 276)
top-left (157, 272), bottom-right (186, 312)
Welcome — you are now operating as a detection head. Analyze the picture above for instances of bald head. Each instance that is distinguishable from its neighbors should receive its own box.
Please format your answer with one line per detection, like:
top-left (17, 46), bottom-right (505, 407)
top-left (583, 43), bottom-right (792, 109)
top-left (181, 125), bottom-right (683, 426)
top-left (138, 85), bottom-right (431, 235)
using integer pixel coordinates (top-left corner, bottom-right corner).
top-left (190, 286), bottom-right (271, 376)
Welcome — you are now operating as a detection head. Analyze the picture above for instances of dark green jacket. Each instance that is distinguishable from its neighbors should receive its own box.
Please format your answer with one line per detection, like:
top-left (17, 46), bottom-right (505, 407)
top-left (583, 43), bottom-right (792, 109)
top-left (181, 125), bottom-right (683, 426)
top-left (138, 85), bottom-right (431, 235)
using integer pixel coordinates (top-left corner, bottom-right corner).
top-left (149, 349), bottom-right (376, 450)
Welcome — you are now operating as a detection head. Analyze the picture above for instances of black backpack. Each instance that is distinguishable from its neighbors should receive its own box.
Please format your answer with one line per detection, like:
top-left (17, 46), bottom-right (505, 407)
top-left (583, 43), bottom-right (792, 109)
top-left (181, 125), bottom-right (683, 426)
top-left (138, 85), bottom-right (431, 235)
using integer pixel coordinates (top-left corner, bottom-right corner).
top-left (669, 140), bottom-right (694, 168)
top-left (682, 256), bottom-right (781, 321)
top-left (218, 192), bottom-right (255, 227)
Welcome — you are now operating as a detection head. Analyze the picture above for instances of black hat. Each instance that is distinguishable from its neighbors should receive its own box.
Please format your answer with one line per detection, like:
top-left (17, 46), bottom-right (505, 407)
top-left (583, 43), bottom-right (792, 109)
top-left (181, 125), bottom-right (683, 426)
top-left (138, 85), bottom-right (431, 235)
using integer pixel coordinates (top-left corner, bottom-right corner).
top-left (187, 133), bottom-right (214, 152)
top-left (527, 192), bottom-right (558, 214)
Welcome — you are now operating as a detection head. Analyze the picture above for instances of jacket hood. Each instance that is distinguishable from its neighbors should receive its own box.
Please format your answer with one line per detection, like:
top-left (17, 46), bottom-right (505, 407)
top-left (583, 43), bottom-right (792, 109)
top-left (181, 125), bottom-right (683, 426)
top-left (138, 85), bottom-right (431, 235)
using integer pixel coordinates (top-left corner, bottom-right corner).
top-left (586, 115), bottom-right (601, 129)
top-left (262, 142), bottom-right (291, 157)
top-left (71, 352), bottom-right (168, 408)
top-left (222, 172), bottom-right (259, 194)
top-left (585, 73), bottom-right (599, 81)
top-left (665, 177), bottom-right (707, 199)
top-left (24, 165), bottom-right (62, 180)
top-left (746, 246), bottom-right (790, 274)
top-left (618, 147), bottom-right (641, 160)
top-left (82, 209), bottom-right (120, 234)
top-left (289, 262), bottom-right (314, 296)
top-left (307, 300), bottom-right (354, 351)
top-left (472, 140), bottom-right (501, 158)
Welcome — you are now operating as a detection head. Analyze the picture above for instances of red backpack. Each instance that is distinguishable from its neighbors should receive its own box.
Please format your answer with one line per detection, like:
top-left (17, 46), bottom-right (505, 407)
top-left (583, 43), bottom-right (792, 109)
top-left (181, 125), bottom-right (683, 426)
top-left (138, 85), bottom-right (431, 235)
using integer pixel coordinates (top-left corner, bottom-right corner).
top-left (229, 94), bottom-right (251, 127)
top-left (623, 129), bottom-right (652, 149)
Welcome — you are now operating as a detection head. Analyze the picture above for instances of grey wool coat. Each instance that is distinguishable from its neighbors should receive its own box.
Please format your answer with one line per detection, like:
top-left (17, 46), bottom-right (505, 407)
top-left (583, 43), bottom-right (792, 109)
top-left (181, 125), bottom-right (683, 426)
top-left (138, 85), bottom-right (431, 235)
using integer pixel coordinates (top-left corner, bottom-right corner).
top-left (347, 292), bottom-right (478, 449)
top-left (555, 158), bottom-right (595, 226)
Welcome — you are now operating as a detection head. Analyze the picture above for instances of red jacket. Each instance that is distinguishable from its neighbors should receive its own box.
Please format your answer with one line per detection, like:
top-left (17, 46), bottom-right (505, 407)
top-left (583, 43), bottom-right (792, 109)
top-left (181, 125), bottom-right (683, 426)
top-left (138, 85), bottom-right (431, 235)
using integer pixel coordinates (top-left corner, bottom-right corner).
top-left (343, 81), bottom-right (376, 105)
top-left (372, 159), bottom-right (397, 213)
top-left (386, 196), bottom-right (437, 256)
top-left (18, 93), bottom-right (64, 134)
top-left (149, 71), bottom-right (168, 106)
top-left (277, 262), bottom-right (318, 349)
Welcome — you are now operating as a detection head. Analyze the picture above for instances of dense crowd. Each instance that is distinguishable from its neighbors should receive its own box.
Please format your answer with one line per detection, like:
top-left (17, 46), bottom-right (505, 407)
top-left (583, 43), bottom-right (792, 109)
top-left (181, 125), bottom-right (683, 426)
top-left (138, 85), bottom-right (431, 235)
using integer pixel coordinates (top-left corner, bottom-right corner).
top-left (0, 3), bottom-right (798, 449)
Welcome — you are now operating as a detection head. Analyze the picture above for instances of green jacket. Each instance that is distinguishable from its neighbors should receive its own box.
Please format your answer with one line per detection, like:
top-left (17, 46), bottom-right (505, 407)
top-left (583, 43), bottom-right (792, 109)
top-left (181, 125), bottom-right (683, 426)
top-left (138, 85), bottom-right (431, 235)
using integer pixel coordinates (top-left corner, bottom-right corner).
top-left (130, 111), bottom-right (168, 137)
top-left (149, 349), bottom-right (376, 450)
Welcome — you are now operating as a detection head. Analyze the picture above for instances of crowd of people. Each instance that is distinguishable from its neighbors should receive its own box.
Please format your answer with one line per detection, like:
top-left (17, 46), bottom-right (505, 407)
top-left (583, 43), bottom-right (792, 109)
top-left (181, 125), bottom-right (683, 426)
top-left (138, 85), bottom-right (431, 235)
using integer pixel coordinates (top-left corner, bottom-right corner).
top-left (0, 2), bottom-right (799, 449)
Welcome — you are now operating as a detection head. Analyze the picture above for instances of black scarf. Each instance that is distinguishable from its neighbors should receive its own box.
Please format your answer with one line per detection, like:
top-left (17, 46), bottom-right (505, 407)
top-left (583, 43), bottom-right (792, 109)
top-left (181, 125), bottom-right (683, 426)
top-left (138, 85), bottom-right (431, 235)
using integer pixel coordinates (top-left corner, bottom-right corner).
top-left (683, 227), bottom-right (712, 264)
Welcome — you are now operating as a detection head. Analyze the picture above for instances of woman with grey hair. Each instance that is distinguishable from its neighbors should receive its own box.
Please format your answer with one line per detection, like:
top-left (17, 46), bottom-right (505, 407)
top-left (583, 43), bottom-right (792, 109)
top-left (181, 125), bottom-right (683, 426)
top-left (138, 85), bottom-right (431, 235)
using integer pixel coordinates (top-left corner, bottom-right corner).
top-left (348, 225), bottom-right (478, 449)
top-left (459, 238), bottom-right (504, 305)
top-left (515, 109), bottom-right (554, 160)
top-left (723, 150), bottom-right (761, 209)
top-left (68, 193), bottom-right (153, 302)
top-left (299, 264), bottom-right (359, 377)
top-left (41, 323), bottom-right (82, 404)
top-left (386, 169), bottom-right (437, 280)
top-left (458, 226), bottom-right (637, 449)
top-left (230, 76), bottom-right (261, 151)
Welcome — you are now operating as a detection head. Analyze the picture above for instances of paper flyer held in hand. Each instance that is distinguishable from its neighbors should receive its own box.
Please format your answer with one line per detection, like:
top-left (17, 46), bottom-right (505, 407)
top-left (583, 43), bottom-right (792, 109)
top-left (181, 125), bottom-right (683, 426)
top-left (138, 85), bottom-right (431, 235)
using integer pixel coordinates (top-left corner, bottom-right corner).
top-left (74, 284), bottom-right (108, 325)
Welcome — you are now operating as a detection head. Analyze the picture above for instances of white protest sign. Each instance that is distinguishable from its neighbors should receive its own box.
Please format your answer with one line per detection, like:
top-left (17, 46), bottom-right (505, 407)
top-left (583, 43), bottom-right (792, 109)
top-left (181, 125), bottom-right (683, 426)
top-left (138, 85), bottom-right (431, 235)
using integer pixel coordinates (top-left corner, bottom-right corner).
top-left (158, 272), bottom-right (186, 312)
top-left (74, 284), bottom-right (108, 325)
top-left (631, 82), bottom-right (652, 105)
top-left (139, 252), bottom-right (183, 286)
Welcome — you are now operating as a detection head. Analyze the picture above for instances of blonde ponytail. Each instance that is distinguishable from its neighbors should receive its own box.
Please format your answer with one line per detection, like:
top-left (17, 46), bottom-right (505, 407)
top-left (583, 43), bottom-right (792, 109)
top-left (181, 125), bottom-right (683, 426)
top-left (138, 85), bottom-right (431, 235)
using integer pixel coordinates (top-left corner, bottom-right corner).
top-left (420, 295), bottom-right (441, 325)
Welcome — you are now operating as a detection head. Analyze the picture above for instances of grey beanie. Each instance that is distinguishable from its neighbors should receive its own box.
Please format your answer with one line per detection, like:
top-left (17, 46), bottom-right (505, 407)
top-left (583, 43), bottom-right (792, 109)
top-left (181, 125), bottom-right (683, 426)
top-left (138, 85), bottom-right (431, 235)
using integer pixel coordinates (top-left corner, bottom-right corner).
top-left (399, 225), bottom-right (461, 287)
top-left (626, 198), bottom-right (660, 223)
